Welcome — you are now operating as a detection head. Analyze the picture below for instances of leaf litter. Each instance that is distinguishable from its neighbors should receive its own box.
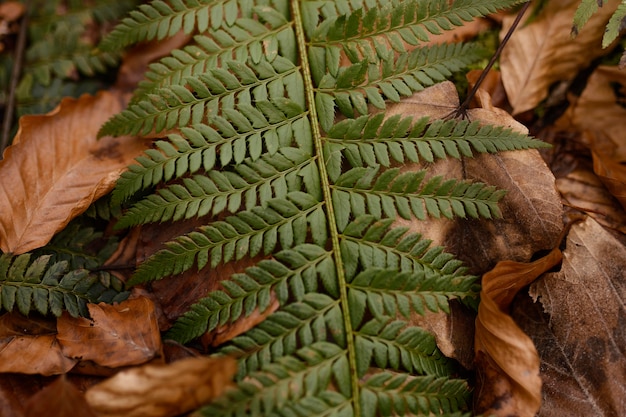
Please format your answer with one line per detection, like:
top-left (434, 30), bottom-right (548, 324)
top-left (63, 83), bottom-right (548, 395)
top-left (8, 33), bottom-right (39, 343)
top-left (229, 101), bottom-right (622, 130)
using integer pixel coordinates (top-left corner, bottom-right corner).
top-left (0, 2), bottom-right (624, 417)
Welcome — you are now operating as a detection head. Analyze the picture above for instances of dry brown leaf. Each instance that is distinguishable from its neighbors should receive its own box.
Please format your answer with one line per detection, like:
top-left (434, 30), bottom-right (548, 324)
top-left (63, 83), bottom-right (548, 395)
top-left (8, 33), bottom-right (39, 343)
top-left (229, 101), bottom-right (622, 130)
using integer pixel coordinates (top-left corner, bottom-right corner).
top-left (500, 0), bottom-right (618, 114)
top-left (557, 167), bottom-right (626, 234)
top-left (23, 375), bottom-right (96, 417)
top-left (0, 91), bottom-right (148, 254)
top-left (85, 356), bottom-right (237, 417)
top-left (57, 297), bottom-right (161, 368)
top-left (391, 82), bottom-right (563, 271)
top-left (591, 150), bottom-right (626, 211)
top-left (525, 217), bottom-right (626, 416)
top-left (475, 248), bottom-right (562, 417)
top-left (0, 313), bottom-right (77, 375)
top-left (386, 82), bottom-right (562, 367)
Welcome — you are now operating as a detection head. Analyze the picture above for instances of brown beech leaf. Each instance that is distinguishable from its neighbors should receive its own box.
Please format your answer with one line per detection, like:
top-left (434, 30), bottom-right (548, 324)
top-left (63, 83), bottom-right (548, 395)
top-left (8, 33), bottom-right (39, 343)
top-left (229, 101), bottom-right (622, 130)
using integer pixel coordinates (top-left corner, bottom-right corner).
top-left (391, 82), bottom-right (563, 271)
top-left (57, 297), bottom-right (161, 368)
top-left (23, 375), bottom-right (96, 417)
top-left (85, 356), bottom-right (237, 417)
top-left (0, 313), bottom-right (76, 375)
top-left (500, 0), bottom-right (618, 115)
top-left (591, 150), bottom-right (626, 211)
top-left (475, 248), bottom-right (562, 417)
top-left (557, 167), bottom-right (626, 234)
top-left (0, 91), bottom-right (148, 254)
top-left (525, 217), bottom-right (626, 417)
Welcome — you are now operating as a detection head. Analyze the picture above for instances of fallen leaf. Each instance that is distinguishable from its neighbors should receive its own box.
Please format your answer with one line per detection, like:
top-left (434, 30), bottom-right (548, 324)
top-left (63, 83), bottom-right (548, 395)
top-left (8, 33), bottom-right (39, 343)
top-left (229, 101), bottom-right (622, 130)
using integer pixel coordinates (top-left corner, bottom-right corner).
top-left (85, 356), bottom-right (237, 417)
top-left (0, 91), bottom-right (149, 254)
top-left (0, 313), bottom-right (77, 375)
top-left (591, 149), bottom-right (626, 211)
top-left (391, 82), bottom-right (563, 271)
top-left (525, 217), bottom-right (626, 417)
top-left (57, 297), bottom-right (161, 368)
top-left (23, 375), bottom-right (96, 417)
top-left (500, 0), bottom-right (618, 114)
top-left (557, 167), bottom-right (626, 234)
top-left (474, 248), bottom-right (562, 417)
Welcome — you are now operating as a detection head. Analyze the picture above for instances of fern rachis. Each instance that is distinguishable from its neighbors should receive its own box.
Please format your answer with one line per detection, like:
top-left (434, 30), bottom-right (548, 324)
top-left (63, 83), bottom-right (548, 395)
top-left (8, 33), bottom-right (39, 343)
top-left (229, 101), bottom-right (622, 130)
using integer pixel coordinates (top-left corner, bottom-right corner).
top-left (96, 0), bottom-right (544, 416)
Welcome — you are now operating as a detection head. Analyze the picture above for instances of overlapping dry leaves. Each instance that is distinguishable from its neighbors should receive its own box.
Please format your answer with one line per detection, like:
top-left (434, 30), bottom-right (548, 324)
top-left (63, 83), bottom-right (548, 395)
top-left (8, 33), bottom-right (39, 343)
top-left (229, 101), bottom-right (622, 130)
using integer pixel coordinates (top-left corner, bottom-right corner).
top-left (0, 2), bottom-right (624, 417)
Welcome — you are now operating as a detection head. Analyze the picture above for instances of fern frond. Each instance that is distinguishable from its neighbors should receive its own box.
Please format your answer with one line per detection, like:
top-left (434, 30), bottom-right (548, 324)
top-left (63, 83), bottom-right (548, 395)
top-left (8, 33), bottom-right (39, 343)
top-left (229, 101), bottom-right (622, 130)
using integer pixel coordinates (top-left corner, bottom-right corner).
top-left (129, 193), bottom-right (325, 284)
top-left (166, 244), bottom-right (334, 343)
top-left (340, 215), bottom-right (474, 289)
top-left (0, 254), bottom-right (127, 318)
top-left (572, 0), bottom-right (599, 36)
top-left (347, 267), bottom-right (472, 328)
top-left (132, 17), bottom-right (295, 101)
top-left (99, 56), bottom-right (304, 137)
top-left (325, 114), bottom-right (550, 180)
top-left (98, 0), bottom-right (289, 51)
top-left (603, 1), bottom-right (626, 48)
top-left (110, 99), bottom-right (311, 204)
top-left (35, 222), bottom-right (118, 270)
top-left (199, 342), bottom-right (349, 417)
top-left (356, 317), bottom-right (454, 377)
top-left (332, 166), bottom-right (505, 231)
top-left (361, 372), bottom-right (471, 416)
top-left (116, 147), bottom-right (315, 228)
top-left (314, 43), bottom-right (483, 129)
top-left (220, 292), bottom-right (340, 377)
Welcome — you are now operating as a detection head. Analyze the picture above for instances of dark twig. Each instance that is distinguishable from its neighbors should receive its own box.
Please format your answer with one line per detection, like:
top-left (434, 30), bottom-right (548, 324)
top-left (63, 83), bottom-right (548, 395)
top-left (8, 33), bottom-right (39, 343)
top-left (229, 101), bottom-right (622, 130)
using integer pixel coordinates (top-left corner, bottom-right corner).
top-left (1, 1), bottom-right (30, 155)
top-left (448, 1), bottom-right (531, 120)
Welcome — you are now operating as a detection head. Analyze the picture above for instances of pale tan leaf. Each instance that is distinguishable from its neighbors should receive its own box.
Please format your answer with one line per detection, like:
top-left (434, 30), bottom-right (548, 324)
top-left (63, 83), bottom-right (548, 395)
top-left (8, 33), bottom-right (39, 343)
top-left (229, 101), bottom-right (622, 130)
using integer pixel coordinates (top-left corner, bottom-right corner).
top-left (85, 356), bottom-right (237, 417)
top-left (500, 0), bottom-right (618, 114)
top-left (57, 297), bottom-right (161, 368)
top-left (475, 248), bottom-right (562, 417)
top-left (525, 218), bottom-right (626, 416)
top-left (0, 91), bottom-right (149, 254)
top-left (23, 375), bottom-right (96, 417)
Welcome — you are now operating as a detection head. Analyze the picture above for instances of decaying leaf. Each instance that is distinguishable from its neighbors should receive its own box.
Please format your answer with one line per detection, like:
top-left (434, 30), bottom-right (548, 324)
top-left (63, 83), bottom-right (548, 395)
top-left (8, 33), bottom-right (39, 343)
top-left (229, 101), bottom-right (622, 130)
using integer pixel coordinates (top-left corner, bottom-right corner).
top-left (85, 355), bottom-right (237, 417)
top-left (475, 248), bottom-right (562, 417)
top-left (0, 91), bottom-right (148, 254)
top-left (500, 0), bottom-right (618, 114)
top-left (23, 375), bottom-right (96, 417)
top-left (391, 82), bottom-right (563, 271)
top-left (0, 313), bottom-right (76, 375)
top-left (526, 217), bottom-right (626, 417)
top-left (57, 297), bottom-right (161, 368)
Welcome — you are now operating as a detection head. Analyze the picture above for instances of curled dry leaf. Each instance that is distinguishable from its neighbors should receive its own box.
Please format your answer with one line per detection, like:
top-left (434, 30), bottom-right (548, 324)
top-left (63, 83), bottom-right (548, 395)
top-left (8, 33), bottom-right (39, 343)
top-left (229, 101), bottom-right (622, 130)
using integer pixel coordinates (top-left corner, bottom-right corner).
top-left (500, 0), bottom-right (618, 114)
top-left (0, 312), bottom-right (76, 375)
top-left (0, 91), bottom-right (149, 254)
top-left (475, 248), bottom-right (562, 417)
top-left (57, 297), bottom-right (161, 368)
top-left (527, 217), bottom-right (626, 417)
top-left (85, 355), bottom-right (237, 417)
top-left (23, 375), bottom-right (96, 417)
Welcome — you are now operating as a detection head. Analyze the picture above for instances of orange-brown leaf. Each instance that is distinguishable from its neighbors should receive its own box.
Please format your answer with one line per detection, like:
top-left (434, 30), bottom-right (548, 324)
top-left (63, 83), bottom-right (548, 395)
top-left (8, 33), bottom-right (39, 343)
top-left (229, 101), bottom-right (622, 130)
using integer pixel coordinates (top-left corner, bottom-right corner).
top-left (57, 297), bottom-right (161, 368)
top-left (85, 356), bottom-right (237, 417)
top-left (474, 248), bottom-right (562, 417)
top-left (23, 375), bottom-right (96, 417)
top-left (0, 313), bottom-right (76, 375)
top-left (0, 91), bottom-right (148, 254)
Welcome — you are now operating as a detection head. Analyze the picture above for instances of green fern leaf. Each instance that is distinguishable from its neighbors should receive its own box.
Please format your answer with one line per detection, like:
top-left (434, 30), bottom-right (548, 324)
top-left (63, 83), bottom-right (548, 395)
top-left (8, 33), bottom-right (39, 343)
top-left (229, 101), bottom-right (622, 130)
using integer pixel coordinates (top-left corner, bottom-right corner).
top-left (98, 0), bottom-right (289, 51)
top-left (166, 244), bottom-right (333, 343)
top-left (0, 254), bottom-right (127, 318)
top-left (102, 0), bottom-right (547, 415)
top-left (603, 1), bottom-right (626, 48)
top-left (572, 0), bottom-right (600, 36)
top-left (129, 193), bottom-right (325, 284)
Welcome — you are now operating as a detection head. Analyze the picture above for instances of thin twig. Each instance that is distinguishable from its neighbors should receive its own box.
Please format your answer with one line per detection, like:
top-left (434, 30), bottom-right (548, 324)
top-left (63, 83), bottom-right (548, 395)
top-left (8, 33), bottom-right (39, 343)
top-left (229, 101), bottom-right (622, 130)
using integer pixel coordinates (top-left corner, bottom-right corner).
top-left (448, 1), bottom-right (531, 120)
top-left (0, 1), bottom-right (30, 155)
